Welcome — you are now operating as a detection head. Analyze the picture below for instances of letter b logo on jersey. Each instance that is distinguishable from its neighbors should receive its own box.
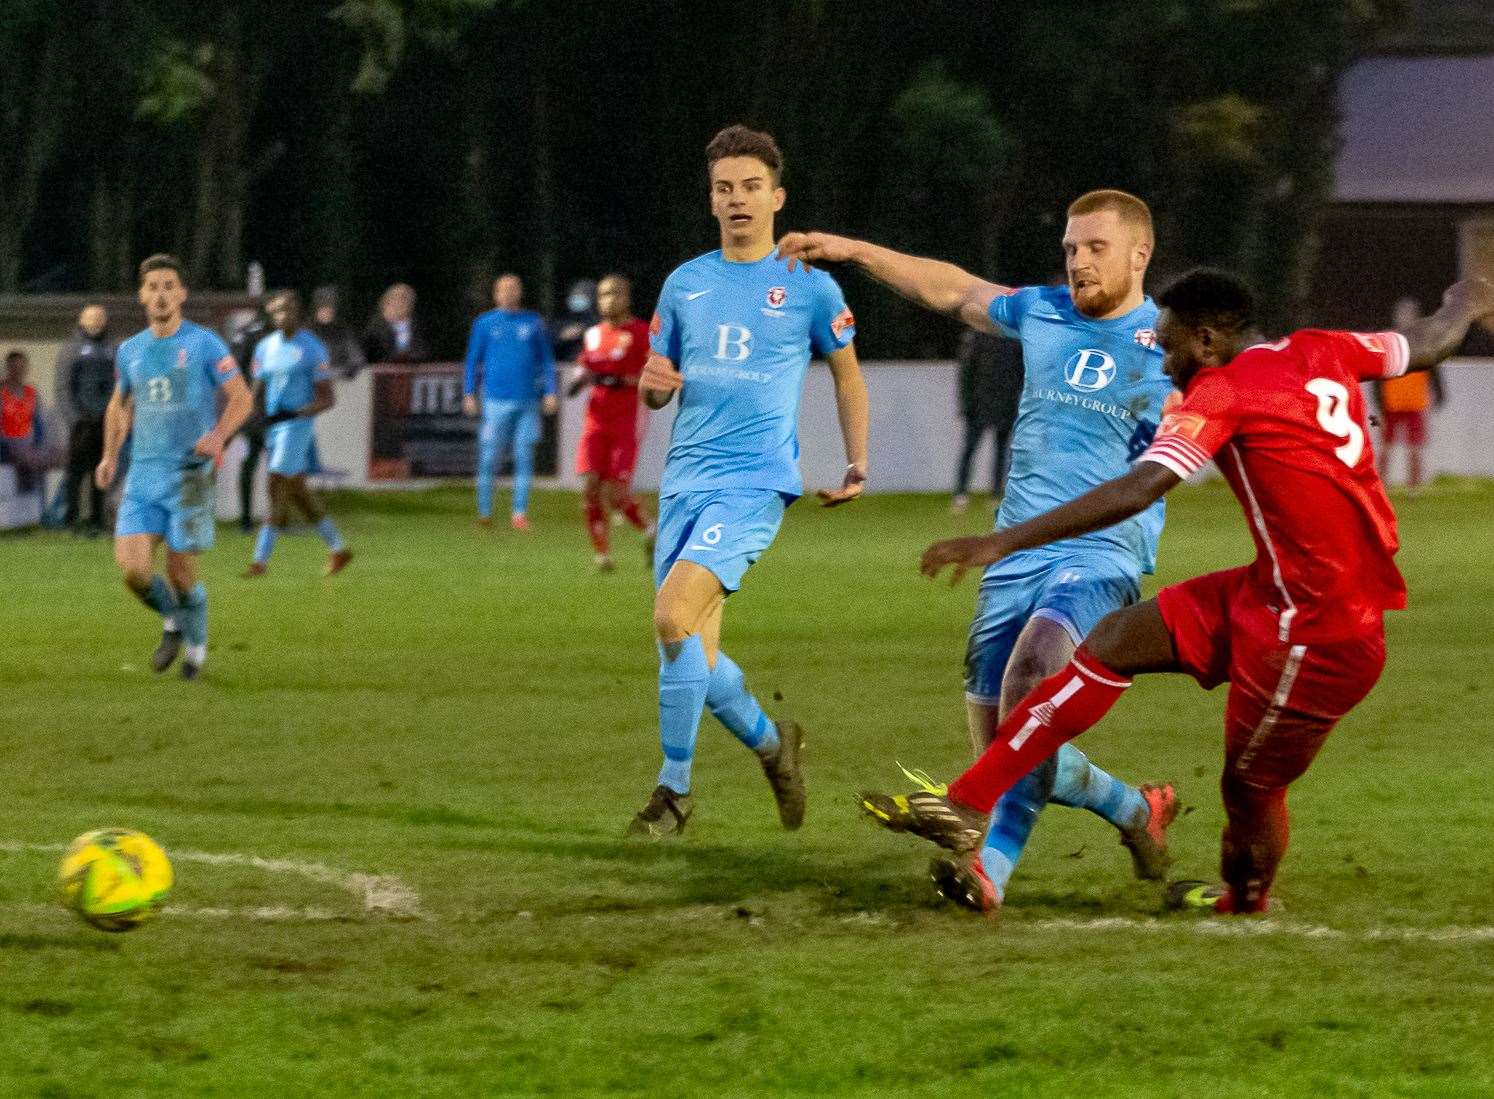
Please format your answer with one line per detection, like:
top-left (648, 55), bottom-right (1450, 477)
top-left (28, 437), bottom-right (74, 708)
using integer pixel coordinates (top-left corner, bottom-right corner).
top-left (1063, 349), bottom-right (1116, 392)
top-left (715, 325), bottom-right (753, 362)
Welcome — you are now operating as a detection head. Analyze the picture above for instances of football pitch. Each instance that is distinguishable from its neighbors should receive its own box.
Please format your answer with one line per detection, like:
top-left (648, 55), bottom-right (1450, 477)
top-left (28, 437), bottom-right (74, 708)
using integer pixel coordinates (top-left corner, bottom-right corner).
top-left (3, 482), bottom-right (1492, 1097)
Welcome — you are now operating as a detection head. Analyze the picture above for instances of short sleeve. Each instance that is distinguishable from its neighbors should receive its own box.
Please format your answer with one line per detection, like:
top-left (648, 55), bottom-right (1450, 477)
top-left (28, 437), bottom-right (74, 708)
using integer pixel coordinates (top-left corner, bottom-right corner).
top-left (810, 272), bottom-right (855, 355)
top-left (986, 287), bottom-right (1036, 338)
top-left (203, 330), bottom-right (238, 389)
top-left (649, 271), bottom-right (682, 362)
top-left (304, 333), bottom-right (333, 382)
top-left (1138, 369), bottom-right (1240, 480)
top-left (1330, 330), bottom-right (1411, 380)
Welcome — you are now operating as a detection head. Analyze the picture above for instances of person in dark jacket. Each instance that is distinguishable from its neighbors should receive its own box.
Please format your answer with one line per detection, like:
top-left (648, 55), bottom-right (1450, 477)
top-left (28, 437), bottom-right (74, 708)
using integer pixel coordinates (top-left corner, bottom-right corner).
top-left (310, 286), bottom-right (367, 378)
top-left (952, 328), bottom-right (1024, 513)
top-left (362, 283), bottom-right (430, 363)
top-left (230, 304), bottom-right (273, 531)
top-left (59, 305), bottom-right (117, 533)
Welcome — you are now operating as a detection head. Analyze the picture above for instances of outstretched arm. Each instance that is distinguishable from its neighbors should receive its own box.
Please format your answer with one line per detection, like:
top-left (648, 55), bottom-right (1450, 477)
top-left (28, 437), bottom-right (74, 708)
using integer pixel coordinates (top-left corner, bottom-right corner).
top-left (777, 232), bottom-right (1010, 334)
top-left (818, 343), bottom-right (869, 506)
top-left (921, 463), bottom-right (1180, 584)
top-left (1401, 277), bottom-right (1494, 371)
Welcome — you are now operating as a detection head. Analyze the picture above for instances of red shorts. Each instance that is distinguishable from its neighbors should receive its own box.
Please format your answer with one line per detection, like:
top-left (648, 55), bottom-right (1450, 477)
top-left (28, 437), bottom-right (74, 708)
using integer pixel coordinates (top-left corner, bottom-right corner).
top-left (576, 412), bottom-right (641, 482)
top-left (1381, 409), bottom-right (1426, 446)
top-left (1158, 567), bottom-right (1386, 791)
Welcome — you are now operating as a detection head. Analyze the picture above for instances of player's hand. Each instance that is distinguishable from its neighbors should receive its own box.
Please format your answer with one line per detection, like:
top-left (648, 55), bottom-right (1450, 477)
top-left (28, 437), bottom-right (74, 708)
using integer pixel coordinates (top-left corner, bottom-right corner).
top-left (94, 456), bottom-right (117, 490)
top-left (194, 431), bottom-right (225, 465)
top-left (776, 231), bottom-right (860, 273)
top-left (817, 464), bottom-right (867, 507)
top-left (1444, 276), bottom-right (1494, 320)
top-left (920, 533), bottom-right (1009, 585)
top-left (542, 394), bottom-right (559, 416)
top-left (462, 394), bottom-right (478, 417)
top-left (641, 353), bottom-right (683, 394)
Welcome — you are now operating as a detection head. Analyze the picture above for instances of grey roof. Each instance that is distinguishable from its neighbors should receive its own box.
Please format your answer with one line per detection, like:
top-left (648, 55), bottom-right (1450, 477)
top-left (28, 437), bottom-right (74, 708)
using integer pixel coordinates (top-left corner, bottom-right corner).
top-left (1336, 53), bottom-right (1494, 203)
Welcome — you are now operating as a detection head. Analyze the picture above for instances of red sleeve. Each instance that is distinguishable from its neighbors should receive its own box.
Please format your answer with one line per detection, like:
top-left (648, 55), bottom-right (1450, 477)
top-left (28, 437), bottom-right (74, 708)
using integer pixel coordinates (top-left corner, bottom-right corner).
top-left (1317, 329), bottom-right (1410, 381)
top-left (1138, 369), bottom-right (1240, 480)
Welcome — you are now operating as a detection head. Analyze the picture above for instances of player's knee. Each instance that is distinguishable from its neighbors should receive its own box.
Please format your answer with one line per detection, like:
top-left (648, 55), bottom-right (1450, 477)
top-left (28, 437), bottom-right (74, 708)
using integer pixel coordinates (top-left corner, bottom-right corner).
top-left (120, 567), bottom-right (151, 595)
top-left (1081, 609), bottom-right (1130, 663)
top-left (165, 561), bottom-right (194, 591)
top-left (653, 599), bottom-right (691, 643)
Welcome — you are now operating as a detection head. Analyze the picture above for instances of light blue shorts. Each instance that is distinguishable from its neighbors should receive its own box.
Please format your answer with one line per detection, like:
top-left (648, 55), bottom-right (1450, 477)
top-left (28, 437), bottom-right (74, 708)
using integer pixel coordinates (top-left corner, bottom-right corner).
top-left (267, 419), bottom-right (315, 476)
top-left (654, 489), bottom-right (790, 592)
top-left (965, 554), bottom-right (1140, 704)
top-left (116, 459), bottom-right (216, 553)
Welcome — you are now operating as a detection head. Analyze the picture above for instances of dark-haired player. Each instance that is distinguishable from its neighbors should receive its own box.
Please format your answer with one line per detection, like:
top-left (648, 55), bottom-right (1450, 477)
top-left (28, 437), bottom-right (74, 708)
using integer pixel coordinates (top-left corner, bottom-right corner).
top-left (96, 254), bottom-right (253, 679)
top-left (862, 268), bottom-right (1494, 914)
top-left (572, 273), bottom-right (654, 571)
top-left (629, 124), bottom-right (869, 837)
top-left (243, 290), bottom-right (352, 577)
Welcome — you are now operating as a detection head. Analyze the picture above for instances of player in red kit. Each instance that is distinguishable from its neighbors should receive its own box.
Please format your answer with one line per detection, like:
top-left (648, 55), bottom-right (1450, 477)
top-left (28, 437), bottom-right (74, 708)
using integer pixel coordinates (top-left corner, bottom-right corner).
top-left (861, 268), bottom-right (1494, 916)
top-left (571, 274), bottom-right (655, 570)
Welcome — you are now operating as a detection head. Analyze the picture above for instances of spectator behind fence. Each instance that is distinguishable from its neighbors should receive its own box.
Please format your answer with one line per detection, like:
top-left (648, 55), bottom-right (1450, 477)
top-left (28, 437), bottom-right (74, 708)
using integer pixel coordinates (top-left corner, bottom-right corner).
top-left (1375, 297), bottom-right (1445, 493)
top-left (229, 302), bottom-right (274, 531)
top-left (2, 350), bottom-right (62, 493)
top-left (310, 286), bottom-right (368, 378)
top-left (951, 328), bottom-right (1024, 514)
top-left (57, 305), bottom-right (117, 534)
top-left (552, 278), bottom-right (598, 362)
top-left (362, 283), bottom-right (429, 363)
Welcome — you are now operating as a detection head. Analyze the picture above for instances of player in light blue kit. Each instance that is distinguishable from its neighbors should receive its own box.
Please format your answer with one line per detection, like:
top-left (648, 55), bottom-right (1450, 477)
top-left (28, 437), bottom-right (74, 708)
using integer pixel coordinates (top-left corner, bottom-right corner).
top-left (461, 274), bottom-right (558, 531)
top-left (243, 290), bottom-right (352, 578)
top-left (96, 254), bottom-right (253, 679)
top-left (629, 125), bottom-right (870, 837)
top-left (780, 190), bottom-right (1180, 912)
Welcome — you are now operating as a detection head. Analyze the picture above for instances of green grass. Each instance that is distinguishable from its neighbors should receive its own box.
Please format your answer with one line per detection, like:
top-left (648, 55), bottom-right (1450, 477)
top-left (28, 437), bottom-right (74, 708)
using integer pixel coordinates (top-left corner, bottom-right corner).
top-left (2, 482), bottom-right (1492, 1097)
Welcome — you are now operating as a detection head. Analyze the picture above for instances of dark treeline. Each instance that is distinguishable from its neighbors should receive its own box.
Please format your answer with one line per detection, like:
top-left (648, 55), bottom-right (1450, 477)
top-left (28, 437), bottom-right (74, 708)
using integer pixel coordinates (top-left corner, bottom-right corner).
top-left (1, 0), bottom-right (1405, 356)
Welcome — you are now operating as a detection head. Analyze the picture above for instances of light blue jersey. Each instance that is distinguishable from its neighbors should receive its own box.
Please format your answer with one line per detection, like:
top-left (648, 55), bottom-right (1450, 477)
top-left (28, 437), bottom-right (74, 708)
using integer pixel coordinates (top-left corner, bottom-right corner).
top-left (988, 286), bottom-right (1171, 577)
top-left (253, 329), bottom-right (331, 417)
top-left (116, 319), bottom-right (236, 470)
top-left (650, 250), bottom-right (855, 499)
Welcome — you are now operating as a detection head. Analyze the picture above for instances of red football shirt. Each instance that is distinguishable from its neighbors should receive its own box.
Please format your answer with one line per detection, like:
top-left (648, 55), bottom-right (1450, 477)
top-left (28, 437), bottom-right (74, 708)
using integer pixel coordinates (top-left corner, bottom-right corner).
top-left (578, 319), bottom-right (648, 423)
top-left (1141, 329), bottom-right (1411, 643)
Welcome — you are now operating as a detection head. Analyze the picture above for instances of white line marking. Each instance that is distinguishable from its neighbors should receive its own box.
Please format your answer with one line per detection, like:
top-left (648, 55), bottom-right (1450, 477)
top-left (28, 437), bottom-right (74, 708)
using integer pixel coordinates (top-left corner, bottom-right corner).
top-left (997, 915), bottom-right (1494, 944)
top-left (0, 842), bottom-right (423, 921)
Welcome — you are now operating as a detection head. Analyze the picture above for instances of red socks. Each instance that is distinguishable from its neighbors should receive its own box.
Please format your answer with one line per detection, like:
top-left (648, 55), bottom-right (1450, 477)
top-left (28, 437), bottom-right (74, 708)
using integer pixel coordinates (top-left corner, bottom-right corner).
top-left (948, 648), bottom-right (1132, 814)
top-left (1216, 779), bottom-right (1288, 914)
top-left (584, 499), bottom-right (609, 554)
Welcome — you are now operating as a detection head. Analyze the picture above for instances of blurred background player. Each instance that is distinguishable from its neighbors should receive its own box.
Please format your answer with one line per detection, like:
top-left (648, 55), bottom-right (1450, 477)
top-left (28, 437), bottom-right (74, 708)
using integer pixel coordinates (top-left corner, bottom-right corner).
top-left (951, 328), bottom-right (1023, 515)
top-left (630, 124), bottom-right (869, 838)
top-left (888, 269), bottom-right (1494, 916)
top-left (229, 299), bottom-right (272, 532)
top-left (570, 273), bottom-right (655, 570)
top-left (243, 290), bottom-right (352, 578)
top-left (462, 274), bottom-right (558, 530)
top-left (552, 278), bottom-right (599, 363)
top-left (1376, 296), bottom-right (1443, 493)
top-left (95, 254), bottom-right (252, 680)
top-left (781, 191), bottom-right (1176, 914)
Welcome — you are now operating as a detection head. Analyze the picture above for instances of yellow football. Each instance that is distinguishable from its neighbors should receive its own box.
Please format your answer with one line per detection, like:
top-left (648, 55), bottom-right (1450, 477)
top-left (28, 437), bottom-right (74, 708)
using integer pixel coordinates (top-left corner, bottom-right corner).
top-left (58, 828), bottom-right (173, 932)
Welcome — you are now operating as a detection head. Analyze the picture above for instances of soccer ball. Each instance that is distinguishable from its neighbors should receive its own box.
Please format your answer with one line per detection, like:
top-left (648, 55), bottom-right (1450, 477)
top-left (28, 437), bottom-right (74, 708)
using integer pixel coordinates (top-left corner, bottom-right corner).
top-left (57, 828), bottom-right (173, 932)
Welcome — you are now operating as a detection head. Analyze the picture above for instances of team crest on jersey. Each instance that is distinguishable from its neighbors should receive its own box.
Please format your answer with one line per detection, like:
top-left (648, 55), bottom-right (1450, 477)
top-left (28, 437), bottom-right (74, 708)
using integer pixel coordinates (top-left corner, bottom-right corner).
top-left (1134, 328), bottom-right (1157, 348)
top-left (175, 349), bottom-right (188, 370)
top-left (766, 286), bottom-right (787, 308)
top-left (831, 307), bottom-right (855, 339)
top-left (1160, 411), bottom-right (1208, 440)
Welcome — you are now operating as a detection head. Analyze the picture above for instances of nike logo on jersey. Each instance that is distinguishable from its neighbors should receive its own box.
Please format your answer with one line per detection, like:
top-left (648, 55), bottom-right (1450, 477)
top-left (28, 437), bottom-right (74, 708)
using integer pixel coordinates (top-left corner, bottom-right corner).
top-left (685, 290), bottom-right (712, 301)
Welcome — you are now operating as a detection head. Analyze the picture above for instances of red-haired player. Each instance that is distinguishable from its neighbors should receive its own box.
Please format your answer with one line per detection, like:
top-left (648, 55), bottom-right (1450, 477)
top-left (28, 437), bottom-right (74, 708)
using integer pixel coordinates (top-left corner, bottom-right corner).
top-left (861, 268), bottom-right (1494, 916)
top-left (571, 274), bottom-right (655, 570)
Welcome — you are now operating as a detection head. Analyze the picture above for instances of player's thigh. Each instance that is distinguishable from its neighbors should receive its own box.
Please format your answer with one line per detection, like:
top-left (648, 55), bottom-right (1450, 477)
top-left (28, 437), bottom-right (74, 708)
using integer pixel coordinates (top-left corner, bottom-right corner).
top-left (165, 462), bottom-right (216, 555)
top-left (478, 400), bottom-right (514, 456)
top-left (965, 570), bottom-right (1040, 716)
top-left (289, 475), bottom-right (325, 522)
top-left (514, 403), bottom-right (542, 451)
top-left (667, 490), bottom-right (786, 596)
top-left (113, 532), bottom-right (158, 577)
top-left (654, 559), bottom-right (726, 643)
top-left (1148, 567), bottom-right (1250, 686)
top-left (1224, 629), bottom-right (1386, 791)
top-left (999, 616), bottom-right (1078, 721)
top-left (267, 473), bottom-right (292, 527)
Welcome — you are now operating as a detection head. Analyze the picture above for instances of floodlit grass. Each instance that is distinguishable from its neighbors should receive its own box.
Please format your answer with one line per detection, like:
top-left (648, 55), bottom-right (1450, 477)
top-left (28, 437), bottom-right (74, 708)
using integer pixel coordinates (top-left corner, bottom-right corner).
top-left (2, 482), bottom-right (1491, 1096)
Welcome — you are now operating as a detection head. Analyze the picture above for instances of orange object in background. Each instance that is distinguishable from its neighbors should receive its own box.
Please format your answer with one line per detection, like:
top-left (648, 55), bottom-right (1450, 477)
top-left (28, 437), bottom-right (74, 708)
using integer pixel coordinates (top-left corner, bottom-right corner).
top-left (1379, 371), bottom-right (1431, 413)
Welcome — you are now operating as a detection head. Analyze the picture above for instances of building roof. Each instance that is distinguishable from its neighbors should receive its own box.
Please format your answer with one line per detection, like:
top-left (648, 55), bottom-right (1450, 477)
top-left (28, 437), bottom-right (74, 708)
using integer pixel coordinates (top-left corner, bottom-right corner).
top-left (1336, 53), bottom-right (1494, 203)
